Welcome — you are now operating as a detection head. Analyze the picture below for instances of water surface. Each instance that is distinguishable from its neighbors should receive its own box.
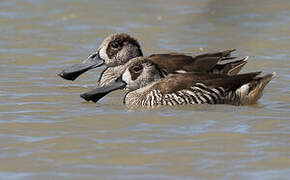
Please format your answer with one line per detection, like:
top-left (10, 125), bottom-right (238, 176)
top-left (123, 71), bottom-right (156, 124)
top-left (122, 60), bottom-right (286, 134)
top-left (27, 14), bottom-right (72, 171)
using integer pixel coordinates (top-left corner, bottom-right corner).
top-left (0, 0), bottom-right (290, 179)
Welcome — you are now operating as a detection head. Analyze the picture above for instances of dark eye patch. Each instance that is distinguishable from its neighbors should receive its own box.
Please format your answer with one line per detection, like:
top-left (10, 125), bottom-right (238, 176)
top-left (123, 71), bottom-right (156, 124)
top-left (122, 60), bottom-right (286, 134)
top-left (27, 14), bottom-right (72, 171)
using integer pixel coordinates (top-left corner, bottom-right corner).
top-left (111, 42), bottom-right (120, 49)
top-left (107, 41), bottom-right (123, 59)
top-left (129, 65), bottom-right (143, 80)
top-left (132, 65), bottom-right (142, 72)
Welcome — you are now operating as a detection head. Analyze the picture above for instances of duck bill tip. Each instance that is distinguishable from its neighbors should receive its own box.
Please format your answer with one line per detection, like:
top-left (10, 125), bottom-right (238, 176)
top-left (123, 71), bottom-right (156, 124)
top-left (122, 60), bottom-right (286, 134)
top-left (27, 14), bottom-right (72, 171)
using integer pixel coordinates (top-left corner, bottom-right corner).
top-left (58, 55), bottom-right (105, 81)
top-left (80, 78), bottom-right (127, 103)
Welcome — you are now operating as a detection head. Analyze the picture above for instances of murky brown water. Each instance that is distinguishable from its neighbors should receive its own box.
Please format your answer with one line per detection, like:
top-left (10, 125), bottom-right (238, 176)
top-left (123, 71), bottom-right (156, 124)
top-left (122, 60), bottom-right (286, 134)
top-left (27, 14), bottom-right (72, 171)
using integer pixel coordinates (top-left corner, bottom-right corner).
top-left (0, 0), bottom-right (290, 179)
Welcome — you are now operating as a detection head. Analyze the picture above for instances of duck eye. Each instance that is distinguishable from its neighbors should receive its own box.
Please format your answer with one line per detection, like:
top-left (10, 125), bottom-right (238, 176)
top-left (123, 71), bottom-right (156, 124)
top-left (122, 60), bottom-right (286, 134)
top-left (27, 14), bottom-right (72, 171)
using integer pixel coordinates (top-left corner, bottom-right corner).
top-left (111, 42), bottom-right (120, 49)
top-left (132, 66), bottom-right (142, 72)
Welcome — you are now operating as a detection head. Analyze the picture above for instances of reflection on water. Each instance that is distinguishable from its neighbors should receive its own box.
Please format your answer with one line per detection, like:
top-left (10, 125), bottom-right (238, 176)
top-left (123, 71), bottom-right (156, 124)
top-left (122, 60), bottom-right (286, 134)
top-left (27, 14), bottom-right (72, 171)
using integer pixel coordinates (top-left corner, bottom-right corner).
top-left (0, 0), bottom-right (290, 179)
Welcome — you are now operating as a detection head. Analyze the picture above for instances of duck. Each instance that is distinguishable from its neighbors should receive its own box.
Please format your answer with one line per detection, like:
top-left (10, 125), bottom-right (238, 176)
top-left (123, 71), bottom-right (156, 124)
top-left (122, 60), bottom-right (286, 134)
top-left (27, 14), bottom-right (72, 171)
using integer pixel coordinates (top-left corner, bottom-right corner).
top-left (58, 33), bottom-right (248, 87)
top-left (80, 57), bottom-right (276, 108)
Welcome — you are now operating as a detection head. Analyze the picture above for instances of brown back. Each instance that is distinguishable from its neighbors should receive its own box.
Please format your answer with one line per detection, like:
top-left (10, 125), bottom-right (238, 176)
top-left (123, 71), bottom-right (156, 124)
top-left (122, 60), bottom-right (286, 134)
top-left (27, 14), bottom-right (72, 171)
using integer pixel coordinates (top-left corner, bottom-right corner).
top-left (150, 72), bottom-right (261, 94)
top-left (147, 49), bottom-right (236, 74)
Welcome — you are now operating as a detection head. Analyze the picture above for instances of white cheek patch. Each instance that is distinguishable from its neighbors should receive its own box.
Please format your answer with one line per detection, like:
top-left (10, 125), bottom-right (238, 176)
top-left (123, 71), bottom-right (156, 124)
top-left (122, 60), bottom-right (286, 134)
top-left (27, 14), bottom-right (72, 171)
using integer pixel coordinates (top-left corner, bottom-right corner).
top-left (98, 46), bottom-right (109, 61)
top-left (122, 69), bottom-right (132, 85)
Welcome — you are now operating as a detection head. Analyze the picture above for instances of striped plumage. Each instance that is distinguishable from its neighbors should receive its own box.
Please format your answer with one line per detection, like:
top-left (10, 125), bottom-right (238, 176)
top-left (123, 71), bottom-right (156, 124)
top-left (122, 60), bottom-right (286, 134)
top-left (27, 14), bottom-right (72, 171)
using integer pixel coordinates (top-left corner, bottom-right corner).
top-left (133, 83), bottom-right (228, 106)
top-left (80, 57), bottom-right (276, 108)
top-left (125, 84), bottom-right (229, 107)
top-left (123, 72), bottom-right (275, 108)
top-left (58, 33), bottom-right (248, 87)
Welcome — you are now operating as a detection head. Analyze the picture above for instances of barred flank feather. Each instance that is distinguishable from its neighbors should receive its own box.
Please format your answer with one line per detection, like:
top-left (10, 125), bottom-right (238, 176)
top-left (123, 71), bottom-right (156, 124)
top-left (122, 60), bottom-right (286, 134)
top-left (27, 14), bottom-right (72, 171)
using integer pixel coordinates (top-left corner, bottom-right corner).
top-left (135, 83), bottom-right (227, 107)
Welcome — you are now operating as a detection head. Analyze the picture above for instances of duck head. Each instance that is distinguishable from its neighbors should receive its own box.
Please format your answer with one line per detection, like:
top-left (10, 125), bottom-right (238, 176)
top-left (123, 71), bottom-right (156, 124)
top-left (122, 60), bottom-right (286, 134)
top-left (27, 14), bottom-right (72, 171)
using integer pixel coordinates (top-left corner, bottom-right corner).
top-left (80, 57), bottom-right (162, 102)
top-left (58, 33), bottom-right (143, 81)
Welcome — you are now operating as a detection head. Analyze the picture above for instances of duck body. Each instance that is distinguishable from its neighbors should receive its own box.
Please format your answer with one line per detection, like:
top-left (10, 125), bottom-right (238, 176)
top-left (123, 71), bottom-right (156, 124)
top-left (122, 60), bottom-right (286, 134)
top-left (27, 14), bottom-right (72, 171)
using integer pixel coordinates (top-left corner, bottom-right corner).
top-left (124, 72), bottom-right (276, 108)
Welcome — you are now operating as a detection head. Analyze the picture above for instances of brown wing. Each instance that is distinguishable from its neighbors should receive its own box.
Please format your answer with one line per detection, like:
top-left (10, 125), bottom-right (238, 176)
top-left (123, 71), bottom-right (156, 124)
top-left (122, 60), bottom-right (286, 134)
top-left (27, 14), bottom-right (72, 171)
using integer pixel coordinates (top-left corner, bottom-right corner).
top-left (147, 49), bottom-right (237, 74)
top-left (150, 71), bottom-right (261, 94)
top-left (194, 48), bottom-right (235, 59)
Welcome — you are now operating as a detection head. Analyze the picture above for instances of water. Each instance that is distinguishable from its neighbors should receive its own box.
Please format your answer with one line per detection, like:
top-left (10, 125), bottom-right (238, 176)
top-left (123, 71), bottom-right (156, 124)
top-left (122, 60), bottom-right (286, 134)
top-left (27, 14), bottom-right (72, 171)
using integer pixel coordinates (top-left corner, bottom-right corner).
top-left (0, 0), bottom-right (290, 179)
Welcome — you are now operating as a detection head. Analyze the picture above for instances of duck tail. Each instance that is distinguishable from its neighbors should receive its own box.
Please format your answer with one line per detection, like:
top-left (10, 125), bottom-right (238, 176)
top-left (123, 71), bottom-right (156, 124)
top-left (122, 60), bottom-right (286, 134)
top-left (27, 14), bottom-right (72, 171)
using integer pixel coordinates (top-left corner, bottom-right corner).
top-left (225, 56), bottom-right (248, 75)
top-left (236, 72), bottom-right (276, 105)
top-left (212, 56), bottom-right (248, 75)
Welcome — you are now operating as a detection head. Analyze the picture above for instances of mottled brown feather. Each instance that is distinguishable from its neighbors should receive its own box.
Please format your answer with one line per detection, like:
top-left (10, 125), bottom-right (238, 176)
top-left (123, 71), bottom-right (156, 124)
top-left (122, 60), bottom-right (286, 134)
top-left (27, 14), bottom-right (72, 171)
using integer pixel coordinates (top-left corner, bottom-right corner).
top-left (106, 33), bottom-right (142, 59)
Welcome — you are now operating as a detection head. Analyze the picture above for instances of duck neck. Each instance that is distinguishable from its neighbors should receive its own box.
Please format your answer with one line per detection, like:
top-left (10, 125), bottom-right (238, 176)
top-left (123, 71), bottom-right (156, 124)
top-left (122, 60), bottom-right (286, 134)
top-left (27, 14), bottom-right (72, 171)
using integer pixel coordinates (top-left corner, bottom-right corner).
top-left (98, 65), bottom-right (125, 87)
top-left (123, 82), bottom-right (156, 107)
